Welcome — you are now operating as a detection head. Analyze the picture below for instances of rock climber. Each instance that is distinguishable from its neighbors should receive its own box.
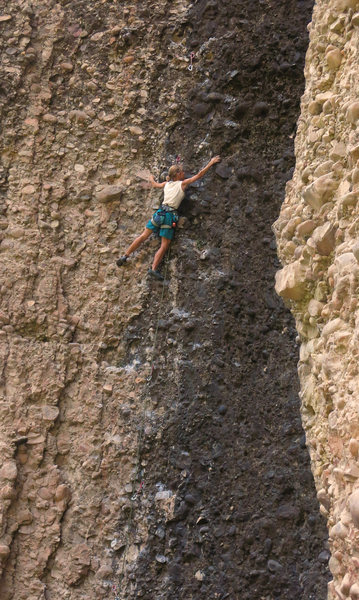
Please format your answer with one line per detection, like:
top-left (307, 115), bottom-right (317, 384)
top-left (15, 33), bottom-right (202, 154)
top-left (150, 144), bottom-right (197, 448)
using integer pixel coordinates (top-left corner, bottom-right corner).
top-left (116, 155), bottom-right (221, 280)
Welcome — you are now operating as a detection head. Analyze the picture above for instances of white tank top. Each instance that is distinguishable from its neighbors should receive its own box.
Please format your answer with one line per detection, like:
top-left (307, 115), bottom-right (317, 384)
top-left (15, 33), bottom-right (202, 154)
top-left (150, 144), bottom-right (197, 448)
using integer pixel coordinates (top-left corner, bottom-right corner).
top-left (163, 181), bottom-right (185, 209)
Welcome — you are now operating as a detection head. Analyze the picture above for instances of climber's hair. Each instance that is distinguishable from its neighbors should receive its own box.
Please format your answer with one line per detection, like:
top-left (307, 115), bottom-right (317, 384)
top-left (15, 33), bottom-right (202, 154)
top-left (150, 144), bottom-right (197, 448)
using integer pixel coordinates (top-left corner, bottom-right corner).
top-left (168, 164), bottom-right (183, 180)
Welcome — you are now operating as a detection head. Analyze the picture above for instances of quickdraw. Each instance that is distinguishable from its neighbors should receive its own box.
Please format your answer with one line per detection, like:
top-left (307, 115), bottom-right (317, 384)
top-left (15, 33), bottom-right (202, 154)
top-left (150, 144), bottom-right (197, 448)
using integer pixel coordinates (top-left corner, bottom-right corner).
top-left (112, 584), bottom-right (120, 600)
top-left (130, 480), bottom-right (145, 501)
top-left (188, 51), bottom-right (195, 71)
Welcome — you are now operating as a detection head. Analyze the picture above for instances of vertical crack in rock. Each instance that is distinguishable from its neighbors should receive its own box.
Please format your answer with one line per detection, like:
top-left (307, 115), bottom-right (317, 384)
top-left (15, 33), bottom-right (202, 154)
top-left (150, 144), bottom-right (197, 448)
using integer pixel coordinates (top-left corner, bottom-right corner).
top-left (0, 0), bottom-right (333, 598)
top-left (274, 0), bottom-right (359, 598)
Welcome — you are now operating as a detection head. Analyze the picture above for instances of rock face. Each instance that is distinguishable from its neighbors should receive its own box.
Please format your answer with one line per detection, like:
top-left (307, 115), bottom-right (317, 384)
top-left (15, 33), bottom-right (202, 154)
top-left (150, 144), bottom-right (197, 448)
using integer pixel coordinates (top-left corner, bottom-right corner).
top-left (274, 0), bottom-right (359, 598)
top-left (0, 0), bottom-right (331, 599)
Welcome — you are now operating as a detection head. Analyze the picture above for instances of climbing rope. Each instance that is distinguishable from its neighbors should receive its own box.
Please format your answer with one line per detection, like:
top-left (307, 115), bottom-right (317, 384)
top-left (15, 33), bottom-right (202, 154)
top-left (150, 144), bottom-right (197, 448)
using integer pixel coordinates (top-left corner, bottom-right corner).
top-left (113, 249), bottom-right (171, 598)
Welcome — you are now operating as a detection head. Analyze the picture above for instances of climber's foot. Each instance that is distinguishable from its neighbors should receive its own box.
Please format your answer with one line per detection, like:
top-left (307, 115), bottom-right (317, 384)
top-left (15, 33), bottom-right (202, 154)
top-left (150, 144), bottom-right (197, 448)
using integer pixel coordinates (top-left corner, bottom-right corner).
top-left (116, 255), bottom-right (128, 267)
top-left (148, 268), bottom-right (164, 281)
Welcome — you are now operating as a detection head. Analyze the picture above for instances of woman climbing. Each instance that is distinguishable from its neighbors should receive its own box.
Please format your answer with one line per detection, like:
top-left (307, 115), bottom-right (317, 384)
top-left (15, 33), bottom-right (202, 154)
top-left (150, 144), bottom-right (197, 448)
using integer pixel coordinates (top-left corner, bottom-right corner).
top-left (116, 155), bottom-right (221, 280)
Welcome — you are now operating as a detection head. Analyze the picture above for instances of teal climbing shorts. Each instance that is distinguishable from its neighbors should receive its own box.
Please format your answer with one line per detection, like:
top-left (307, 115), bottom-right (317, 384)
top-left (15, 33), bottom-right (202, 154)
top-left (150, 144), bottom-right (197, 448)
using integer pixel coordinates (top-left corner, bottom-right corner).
top-left (146, 208), bottom-right (178, 240)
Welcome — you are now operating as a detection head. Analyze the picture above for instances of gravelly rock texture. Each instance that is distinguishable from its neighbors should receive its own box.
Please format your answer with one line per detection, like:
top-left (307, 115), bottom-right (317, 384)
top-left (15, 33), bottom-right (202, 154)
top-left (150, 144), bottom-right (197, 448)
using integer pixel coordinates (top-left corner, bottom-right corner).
top-left (0, 0), bottom-right (330, 599)
top-left (274, 0), bottom-right (359, 598)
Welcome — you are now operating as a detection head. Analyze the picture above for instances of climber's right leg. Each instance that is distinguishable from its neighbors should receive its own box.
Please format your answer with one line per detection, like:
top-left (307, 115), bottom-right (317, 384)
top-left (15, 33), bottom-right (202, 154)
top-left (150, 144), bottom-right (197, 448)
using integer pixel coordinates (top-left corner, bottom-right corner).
top-left (117, 228), bottom-right (152, 267)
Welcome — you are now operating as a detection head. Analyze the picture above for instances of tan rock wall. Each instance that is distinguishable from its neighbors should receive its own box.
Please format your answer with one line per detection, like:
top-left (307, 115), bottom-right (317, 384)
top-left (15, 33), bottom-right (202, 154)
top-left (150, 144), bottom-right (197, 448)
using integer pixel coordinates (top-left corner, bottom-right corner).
top-left (274, 0), bottom-right (359, 597)
top-left (0, 1), bottom-right (192, 598)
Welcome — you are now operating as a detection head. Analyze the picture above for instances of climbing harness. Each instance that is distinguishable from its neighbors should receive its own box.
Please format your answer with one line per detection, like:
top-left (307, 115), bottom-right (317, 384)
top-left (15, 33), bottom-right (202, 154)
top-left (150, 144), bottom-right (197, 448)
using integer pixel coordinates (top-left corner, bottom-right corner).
top-left (188, 51), bottom-right (195, 71)
top-left (151, 210), bottom-right (165, 227)
top-left (150, 206), bottom-right (179, 230)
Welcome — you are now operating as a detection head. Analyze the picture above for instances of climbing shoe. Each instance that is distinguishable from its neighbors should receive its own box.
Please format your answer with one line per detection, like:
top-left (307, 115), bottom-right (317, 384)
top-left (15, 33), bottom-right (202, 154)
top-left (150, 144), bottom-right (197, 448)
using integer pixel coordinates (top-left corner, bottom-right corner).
top-left (116, 255), bottom-right (128, 267)
top-left (147, 268), bottom-right (164, 281)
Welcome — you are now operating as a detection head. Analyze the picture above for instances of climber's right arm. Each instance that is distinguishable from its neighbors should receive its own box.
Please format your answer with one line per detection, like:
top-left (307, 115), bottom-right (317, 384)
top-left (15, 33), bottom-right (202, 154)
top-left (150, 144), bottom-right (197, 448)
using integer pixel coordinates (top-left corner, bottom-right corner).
top-left (149, 174), bottom-right (166, 189)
